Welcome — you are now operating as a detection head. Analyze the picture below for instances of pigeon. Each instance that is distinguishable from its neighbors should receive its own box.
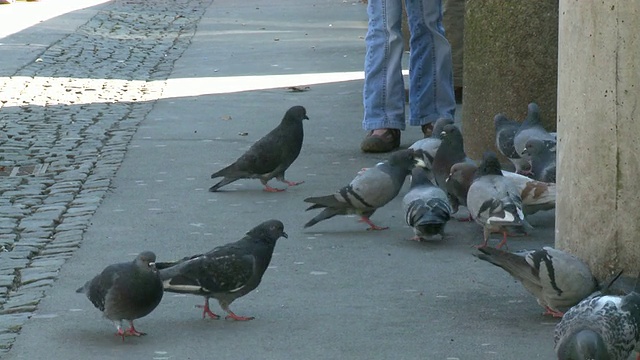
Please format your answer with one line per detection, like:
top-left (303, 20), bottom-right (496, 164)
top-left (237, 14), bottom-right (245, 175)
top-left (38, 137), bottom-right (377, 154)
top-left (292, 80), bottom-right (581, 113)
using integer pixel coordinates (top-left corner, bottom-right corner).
top-left (554, 272), bottom-right (640, 360)
top-left (76, 251), bottom-right (163, 340)
top-left (466, 152), bottom-right (530, 249)
top-left (303, 148), bottom-right (425, 230)
top-left (446, 162), bottom-right (555, 216)
top-left (475, 246), bottom-right (597, 317)
top-left (402, 167), bottom-right (452, 241)
top-left (209, 105), bottom-right (309, 192)
top-left (156, 220), bottom-right (288, 321)
top-left (494, 113), bottom-right (531, 174)
top-left (408, 118), bottom-right (455, 181)
top-left (522, 138), bottom-right (556, 183)
top-left (512, 102), bottom-right (556, 158)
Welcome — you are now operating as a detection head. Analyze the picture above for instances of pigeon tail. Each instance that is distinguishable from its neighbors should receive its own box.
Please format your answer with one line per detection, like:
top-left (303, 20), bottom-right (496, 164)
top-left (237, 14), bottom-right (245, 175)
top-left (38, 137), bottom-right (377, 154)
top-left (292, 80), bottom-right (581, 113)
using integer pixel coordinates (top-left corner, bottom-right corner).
top-left (75, 284), bottom-right (86, 294)
top-left (304, 208), bottom-right (341, 228)
top-left (209, 177), bottom-right (239, 192)
top-left (474, 247), bottom-right (539, 286)
top-left (303, 195), bottom-right (344, 209)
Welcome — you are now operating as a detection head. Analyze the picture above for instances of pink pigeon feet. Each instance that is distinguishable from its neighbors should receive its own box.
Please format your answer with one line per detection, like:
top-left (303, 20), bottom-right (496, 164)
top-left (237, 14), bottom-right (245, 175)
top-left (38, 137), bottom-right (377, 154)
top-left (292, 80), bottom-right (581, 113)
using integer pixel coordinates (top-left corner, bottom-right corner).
top-left (456, 214), bottom-right (474, 222)
top-left (282, 180), bottom-right (304, 187)
top-left (196, 302), bottom-right (221, 319)
top-left (263, 185), bottom-right (286, 192)
top-left (114, 322), bottom-right (146, 341)
top-left (224, 311), bottom-right (255, 321)
top-left (542, 306), bottom-right (564, 318)
top-left (358, 216), bottom-right (388, 231)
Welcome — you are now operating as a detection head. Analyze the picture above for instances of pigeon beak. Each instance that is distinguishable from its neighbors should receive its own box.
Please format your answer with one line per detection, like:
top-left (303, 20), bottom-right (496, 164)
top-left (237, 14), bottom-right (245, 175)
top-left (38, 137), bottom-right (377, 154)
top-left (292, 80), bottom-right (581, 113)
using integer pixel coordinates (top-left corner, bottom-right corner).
top-left (521, 148), bottom-right (529, 156)
top-left (282, 231), bottom-right (289, 239)
top-left (304, 115), bottom-right (309, 120)
top-left (149, 262), bottom-right (157, 270)
top-left (445, 175), bottom-right (451, 183)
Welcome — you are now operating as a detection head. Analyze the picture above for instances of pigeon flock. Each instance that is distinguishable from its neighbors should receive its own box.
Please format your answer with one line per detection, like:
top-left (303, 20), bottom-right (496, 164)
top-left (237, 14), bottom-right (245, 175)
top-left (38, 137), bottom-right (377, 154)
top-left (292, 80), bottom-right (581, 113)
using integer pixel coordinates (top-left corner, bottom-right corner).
top-left (74, 103), bottom-right (640, 359)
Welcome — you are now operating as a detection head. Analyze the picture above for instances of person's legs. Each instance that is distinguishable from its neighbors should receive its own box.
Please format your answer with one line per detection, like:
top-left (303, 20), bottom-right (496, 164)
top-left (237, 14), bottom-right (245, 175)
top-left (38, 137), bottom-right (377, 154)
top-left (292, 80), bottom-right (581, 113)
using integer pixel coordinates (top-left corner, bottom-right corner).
top-left (362, 0), bottom-right (406, 132)
top-left (405, 0), bottom-right (456, 130)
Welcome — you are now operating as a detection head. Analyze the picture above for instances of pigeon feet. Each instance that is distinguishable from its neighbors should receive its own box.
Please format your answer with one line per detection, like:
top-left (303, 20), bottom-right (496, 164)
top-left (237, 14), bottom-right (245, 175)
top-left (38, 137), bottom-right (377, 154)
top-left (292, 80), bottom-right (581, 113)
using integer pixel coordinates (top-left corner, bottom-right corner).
top-left (282, 180), bottom-right (304, 187)
top-left (263, 185), bottom-right (286, 192)
top-left (358, 217), bottom-right (388, 231)
top-left (196, 304), bottom-right (221, 319)
top-left (542, 306), bottom-right (564, 318)
top-left (455, 214), bottom-right (473, 222)
top-left (225, 311), bottom-right (255, 321)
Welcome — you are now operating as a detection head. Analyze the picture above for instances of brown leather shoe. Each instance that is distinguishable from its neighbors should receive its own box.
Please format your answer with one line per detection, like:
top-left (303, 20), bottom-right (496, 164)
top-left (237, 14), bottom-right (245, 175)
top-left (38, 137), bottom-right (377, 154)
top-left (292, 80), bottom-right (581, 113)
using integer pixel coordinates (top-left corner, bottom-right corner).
top-left (421, 123), bottom-right (434, 138)
top-left (360, 129), bottom-right (401, 153)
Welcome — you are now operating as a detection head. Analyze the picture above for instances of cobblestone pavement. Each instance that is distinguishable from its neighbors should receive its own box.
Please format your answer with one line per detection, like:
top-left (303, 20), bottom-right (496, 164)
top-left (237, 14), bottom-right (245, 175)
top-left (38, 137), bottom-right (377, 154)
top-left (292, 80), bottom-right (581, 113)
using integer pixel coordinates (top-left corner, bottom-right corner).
top-left (0, 0), bottom-right (212, 352)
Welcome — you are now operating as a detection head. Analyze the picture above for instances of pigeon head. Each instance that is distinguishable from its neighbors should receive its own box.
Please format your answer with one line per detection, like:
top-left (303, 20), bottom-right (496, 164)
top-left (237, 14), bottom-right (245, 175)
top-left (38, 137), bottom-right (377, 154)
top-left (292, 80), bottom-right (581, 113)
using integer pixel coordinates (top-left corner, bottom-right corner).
top-left (284, 106), bottom-right (309, 122)
top-left (440, 124), bottom-right (463, 146)
top-left (522, 139), bottom-right (546, 156)
top-left (447, 162), bottom-right (476, 186)
top-left (493, 114), bottom-right (511, 129)
top-left (557, 329), bottom-right (609, 360)
top-left (432, 118), bottom-right (455, 137)
top-left (521, 102), bottom-right (541, 127)
top-left (476, 152), bottom-right (503, 177)
top-left (134, 251), bottom-right (158, 272)
top-left (248, 219), bottom-right (288, 245)
top-left (387, 149), bottom-right (422, 170)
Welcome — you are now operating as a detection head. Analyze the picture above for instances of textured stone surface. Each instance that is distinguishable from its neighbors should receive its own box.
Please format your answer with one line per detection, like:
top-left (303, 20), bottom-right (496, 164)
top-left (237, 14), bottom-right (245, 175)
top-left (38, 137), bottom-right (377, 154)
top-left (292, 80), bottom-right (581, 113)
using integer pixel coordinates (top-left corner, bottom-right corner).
top-left (462, 0), bottom-right (558, 160)
top-left (0, 0), bottom-right (213, 350)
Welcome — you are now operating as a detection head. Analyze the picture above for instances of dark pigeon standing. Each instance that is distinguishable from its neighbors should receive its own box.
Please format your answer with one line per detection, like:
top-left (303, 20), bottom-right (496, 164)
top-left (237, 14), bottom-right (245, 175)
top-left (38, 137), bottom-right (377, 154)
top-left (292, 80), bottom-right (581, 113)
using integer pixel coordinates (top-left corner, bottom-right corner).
top-left (466, 152), bottom-right (530, 249)
top-left (156, 220), bottom-right (287, 321)
top-left (76, 251), bottom-right (163, 340)
top-left (408, 118), bottom-right (455, 181)
top-left (494, 113), bottom-right (531, 174)
top-left (402, 167), bottom-right (452, 240)
top-left (432, 124), bottom-right (474, 192)
top-left (209, 106), bottom-right (309, 192)
top-left (523, 138), bottom-right (556, 183)
top-left (513, 102), bottom-right (556, 159)
top-left (303, 149), bottom-right (425, 230)
top-left (475, 246), bottom-right (597, 317)
top-left (555, 272), bottom-right (640, 360)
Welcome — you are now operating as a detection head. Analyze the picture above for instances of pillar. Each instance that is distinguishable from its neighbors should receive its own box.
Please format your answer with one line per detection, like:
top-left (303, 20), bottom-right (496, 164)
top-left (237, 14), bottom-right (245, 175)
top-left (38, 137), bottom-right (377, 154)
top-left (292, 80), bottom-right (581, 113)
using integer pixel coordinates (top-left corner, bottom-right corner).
top-left (555, 1), bottom-right (640, 279)
top-left (461, 0), bottom-right (558, 160)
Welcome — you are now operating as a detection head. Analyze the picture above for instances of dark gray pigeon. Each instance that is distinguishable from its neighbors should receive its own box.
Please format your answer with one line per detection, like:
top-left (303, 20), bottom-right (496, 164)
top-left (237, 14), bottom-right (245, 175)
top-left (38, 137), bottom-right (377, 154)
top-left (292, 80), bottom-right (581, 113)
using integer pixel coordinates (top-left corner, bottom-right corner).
top-left (555, 272), bottom-right (640, 360)
top-left (494, 113), bottom-right (531, 174)
top-left (304, 149), bottom-right (425, 230)
top-left (466, 152), bottom-right (530, 249)
top-left (523, 138), bottom-right (556, 183)
top-left (408, 118), bottom-right (455, 181)
top-left (447, 162), bottom-right (556, 216)
top-left (156, 220), bottom-right (287, 321)
top-left (209, 106), bottom-right (308, 192)
top-left (513, 102), bottom-right (556, 159)
top-left (402, 167), bottom-right (452, 240)
top-left (475, 246), bottom-right (597, 317)
top-left (76, 251), bottom-right (163, 340)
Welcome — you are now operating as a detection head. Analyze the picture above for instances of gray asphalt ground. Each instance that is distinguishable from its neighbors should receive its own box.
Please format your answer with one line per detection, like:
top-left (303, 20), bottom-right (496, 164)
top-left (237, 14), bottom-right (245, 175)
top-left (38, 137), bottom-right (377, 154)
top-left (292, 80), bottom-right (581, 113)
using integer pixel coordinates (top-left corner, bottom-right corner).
top-left (1, 0), bottom-right (559, 359)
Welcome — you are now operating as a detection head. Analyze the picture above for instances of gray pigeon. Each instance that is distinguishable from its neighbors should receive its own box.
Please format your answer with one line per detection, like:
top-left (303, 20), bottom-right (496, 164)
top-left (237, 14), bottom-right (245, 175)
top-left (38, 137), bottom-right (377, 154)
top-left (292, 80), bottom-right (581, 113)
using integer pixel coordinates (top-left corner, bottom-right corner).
top-left (446, 162), bottom-right (556, 216)
top-left (522, 138), bottom-right (556, 183)
top-left (494, 113), bottom-right (531, 174)
top-left (76, 251), bottom-right (163, 340)
top-left (156, 220), bottom-right (287, 321)
top-left (408, 118), bottom-right (455, 181)
top-left (304, 149), bottom-right (425, 230)
top-left (475, 246), bottom-right (597, 317)
top-left (512, 102), bottom-right (556, 159)
top-left (402, 167), bottom-right (452, 240)
top-left (466, 152), bottom-right (530, 249)
top-left (554, 272), bottom-right (640, 360)
top-left (209, 106), bottom-right (309, 192)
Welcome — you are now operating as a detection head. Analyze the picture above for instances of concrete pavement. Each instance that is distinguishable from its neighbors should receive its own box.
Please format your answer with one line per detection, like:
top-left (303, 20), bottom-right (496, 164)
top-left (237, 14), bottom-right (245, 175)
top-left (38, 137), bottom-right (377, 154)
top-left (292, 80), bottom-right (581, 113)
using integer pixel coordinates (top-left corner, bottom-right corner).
top-left (1, 0), bottom-right (559, 359)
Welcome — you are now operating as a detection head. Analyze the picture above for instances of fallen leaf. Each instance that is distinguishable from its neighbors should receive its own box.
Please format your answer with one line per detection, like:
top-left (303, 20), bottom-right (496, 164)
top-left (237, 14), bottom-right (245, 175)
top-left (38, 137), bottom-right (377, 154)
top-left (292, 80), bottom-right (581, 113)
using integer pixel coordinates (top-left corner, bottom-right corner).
top-left (287, 86), bottom-right (310, 92)
top-left (238, 132), bottom-right (249, 136)
top-left (221, 115), bottom-right (232, 121)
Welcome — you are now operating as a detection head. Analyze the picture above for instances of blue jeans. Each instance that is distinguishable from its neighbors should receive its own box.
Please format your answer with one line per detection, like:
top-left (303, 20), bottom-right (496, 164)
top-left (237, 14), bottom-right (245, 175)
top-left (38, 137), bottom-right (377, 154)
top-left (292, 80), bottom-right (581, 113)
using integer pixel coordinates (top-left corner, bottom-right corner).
top-left (363, 0), bottom-right (456, 131)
